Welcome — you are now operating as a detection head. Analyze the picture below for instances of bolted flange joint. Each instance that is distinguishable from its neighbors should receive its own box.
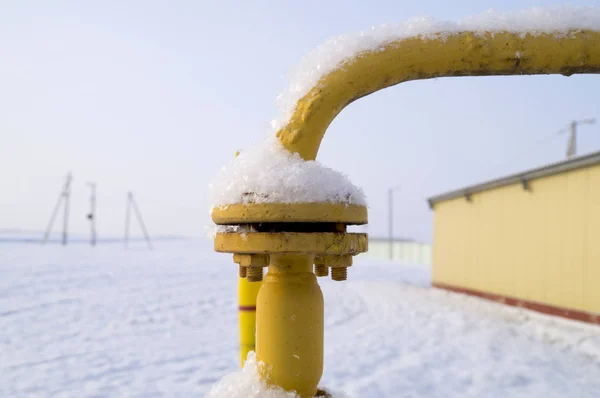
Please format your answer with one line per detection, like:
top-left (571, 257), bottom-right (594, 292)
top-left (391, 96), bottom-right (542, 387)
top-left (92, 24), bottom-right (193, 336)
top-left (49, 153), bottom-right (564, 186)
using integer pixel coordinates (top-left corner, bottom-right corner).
top-left (219, 231), bottom-right (366, 282)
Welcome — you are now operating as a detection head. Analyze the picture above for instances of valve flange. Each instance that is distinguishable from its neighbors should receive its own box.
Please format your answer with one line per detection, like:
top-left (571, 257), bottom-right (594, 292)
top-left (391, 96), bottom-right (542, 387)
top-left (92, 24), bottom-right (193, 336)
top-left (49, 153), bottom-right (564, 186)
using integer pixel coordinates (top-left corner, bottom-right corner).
top-left (213, 202), bottom-right (368, 281)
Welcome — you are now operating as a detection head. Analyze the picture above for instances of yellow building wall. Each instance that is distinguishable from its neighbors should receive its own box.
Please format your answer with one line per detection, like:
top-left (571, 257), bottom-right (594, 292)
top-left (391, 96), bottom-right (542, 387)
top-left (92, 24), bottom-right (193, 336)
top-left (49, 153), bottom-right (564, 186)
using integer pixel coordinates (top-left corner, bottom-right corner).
top-left (432, 163), bottom-right (600, 315)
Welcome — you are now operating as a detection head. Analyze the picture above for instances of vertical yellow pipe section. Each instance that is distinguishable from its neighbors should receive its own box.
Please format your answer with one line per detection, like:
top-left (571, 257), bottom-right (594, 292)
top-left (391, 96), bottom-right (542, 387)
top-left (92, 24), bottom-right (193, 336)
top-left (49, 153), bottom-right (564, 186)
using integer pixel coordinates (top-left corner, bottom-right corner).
top-left (234, 150), bottom-right (264, 368)
top-left (256, 254), bottom-right (323, 398)
top-left (238, 276), bottom-right (262, 367)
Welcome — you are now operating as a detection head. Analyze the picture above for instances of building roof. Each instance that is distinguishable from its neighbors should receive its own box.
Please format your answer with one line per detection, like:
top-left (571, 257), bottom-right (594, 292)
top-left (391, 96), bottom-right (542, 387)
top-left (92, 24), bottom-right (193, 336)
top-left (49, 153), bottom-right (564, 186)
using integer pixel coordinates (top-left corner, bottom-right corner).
top-left (427, 150), bottom-right (600, 208)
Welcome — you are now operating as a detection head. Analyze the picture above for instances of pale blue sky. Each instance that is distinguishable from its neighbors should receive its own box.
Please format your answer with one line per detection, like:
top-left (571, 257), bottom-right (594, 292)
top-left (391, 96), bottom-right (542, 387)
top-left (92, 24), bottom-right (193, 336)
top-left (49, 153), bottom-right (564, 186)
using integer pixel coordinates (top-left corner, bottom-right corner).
top-left (1, 0), bottom-right (599, 242)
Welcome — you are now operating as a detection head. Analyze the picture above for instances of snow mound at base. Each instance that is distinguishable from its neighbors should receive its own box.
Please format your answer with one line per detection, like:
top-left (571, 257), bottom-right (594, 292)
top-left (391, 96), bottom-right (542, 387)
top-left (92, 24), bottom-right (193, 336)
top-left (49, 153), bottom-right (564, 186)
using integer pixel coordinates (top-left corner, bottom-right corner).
top-left (206, 352), bottom-right (297, 398)
top-left (206, 352), bottom-right (347, 398)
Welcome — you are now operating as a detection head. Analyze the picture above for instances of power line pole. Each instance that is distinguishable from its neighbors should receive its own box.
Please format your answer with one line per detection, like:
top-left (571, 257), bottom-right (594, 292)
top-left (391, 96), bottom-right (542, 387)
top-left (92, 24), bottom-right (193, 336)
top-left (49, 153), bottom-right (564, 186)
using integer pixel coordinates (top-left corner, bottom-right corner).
top-left (124, 192), bottom-right (131, 249)
top-left (124, 191), bottom-right (153, 250)
top-left (86, 182), bottom-right (97, 247)
top-left (387, 186), bottom-right (401, 261)
top-left (566, 118), bottom-right (596, 158)
top-left (42, 173), bottom-right (72, 245)
top-left (62, 173), bottom-right (72, 246)
top-left (131, 193), bottom-right (153, 250)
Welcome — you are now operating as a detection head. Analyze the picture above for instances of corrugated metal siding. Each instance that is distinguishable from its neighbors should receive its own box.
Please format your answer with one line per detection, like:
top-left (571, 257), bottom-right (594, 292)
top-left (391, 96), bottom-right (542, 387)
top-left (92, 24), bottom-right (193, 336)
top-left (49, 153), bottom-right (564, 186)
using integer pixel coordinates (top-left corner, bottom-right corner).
top-left (585, 165), bottom-right (600, 313)
top-left (432, 163), bottom-right (600, 314)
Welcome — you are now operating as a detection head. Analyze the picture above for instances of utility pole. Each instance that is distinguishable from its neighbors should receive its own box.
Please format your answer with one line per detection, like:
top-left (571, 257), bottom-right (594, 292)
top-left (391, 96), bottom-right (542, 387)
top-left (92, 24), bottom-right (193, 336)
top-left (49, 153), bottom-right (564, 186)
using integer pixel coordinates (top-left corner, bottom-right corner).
top-left (566, 118), bottom-right (596, 158)
top-left (387, 186), bottom-right (401, 261)
top-left (86, 182), bottom-right (97, 246)
top-left (42, 172), bottom-right (72, 245)
top-left (124, 192), bottom-right (131, 249)
top-left (62, 173), bottom-right (72, 246)
top-left (124, 191), bottom-right (153, 250)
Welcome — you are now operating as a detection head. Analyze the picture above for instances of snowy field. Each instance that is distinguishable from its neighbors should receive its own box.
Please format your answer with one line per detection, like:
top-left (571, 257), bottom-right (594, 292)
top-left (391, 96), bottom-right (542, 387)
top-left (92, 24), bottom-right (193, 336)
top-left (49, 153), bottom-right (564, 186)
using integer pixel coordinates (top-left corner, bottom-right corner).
top-left (2, 239), bottom-right (600, 398)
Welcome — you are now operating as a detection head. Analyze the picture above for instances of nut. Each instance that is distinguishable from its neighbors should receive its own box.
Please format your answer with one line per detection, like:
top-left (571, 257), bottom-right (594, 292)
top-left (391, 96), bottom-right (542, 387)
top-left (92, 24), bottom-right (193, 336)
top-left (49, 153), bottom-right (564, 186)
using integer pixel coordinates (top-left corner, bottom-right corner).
top-left (323, 254), bottom-right (352, 268)
top-left (233, 253), bottom-right (269, 267)
top-left (233, 254), bottom-right (268, 281)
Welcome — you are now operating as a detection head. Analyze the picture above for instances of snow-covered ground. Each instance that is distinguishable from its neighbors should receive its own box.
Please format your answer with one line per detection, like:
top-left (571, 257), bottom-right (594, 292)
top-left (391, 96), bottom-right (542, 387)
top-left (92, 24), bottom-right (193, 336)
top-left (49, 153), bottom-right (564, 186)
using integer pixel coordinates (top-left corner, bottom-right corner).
top-left (1, 240), bottom-right (600, 397)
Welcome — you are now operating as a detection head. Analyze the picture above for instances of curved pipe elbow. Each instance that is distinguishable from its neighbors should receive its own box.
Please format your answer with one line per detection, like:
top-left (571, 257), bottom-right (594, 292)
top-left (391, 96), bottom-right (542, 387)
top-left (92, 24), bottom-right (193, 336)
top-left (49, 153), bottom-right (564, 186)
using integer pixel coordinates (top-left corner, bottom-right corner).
top-left (276, 30), bottom-right (600, 160)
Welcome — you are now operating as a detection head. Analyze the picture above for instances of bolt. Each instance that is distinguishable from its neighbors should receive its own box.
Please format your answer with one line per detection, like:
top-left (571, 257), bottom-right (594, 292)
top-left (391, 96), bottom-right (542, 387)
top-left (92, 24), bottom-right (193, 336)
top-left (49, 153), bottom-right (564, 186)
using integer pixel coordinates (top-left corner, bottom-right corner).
top-left (314, 264), bottom-right (328, 277)
top-left (247, 266), bottom-right (263, 282)
top-left (331, 267), bottom-right (347, 281)
top-left (314, 255), bottom-right (328, 277)
top-left (233, 254), bottom-right (267, 280)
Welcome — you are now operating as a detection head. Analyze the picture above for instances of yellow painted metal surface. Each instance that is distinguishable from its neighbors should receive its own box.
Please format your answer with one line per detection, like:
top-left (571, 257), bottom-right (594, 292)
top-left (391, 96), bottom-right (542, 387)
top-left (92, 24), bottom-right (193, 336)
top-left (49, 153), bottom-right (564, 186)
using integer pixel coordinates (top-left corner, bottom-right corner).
top-left (432, 163), bottom-right (600, 314)
top-left (215, 232), bottom-right (368, 255)
top-left (213, 25), bottom-right (600, 395)
top-left (212, 203), bottom-right (368, 225)
top-left (238, 276), bottom-right (262, 367)
top-left (215, 230), bottom-right (363, 395)
top-left (275, 30), bottom-right (600, 160)
top-left (256, 254), bottom-right (323, 398)
top-left (586, 166), bottom-right (600, 312)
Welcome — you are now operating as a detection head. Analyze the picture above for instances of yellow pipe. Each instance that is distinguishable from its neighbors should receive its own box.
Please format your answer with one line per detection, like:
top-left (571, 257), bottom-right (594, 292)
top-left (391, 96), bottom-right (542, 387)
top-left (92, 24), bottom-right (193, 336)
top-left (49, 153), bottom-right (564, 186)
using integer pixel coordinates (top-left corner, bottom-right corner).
top-left (225, 28), bottom-right (600, 396)
top-left (233, 148), bottom-right (264, 368)
top-left (238, 276), bottom-right (262, 367)
top-left (256, 254), bottom-right (323, 398)
top-left (276, 30), bottom-right (600, 160)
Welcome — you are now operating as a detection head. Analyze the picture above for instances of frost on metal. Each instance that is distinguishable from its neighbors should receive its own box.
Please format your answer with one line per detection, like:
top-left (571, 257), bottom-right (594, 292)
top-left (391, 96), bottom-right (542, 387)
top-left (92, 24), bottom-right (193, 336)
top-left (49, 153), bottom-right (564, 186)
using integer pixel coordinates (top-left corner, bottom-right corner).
top-left (204, 224), bottom-right (257, 239)
top-left (272, 5), bottom-right (600, 131)
top-left (209, 139), bottom-right (366, 208)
